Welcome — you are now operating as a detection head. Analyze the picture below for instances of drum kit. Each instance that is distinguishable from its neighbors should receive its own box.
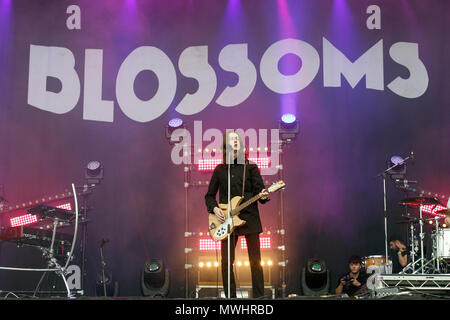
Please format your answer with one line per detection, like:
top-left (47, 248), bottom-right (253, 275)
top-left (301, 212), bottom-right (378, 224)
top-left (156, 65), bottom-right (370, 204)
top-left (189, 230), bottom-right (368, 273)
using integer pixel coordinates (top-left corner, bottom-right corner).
top-left (397, 197), bottom-right (450, 274)
top-left (363, 197), bottom-right (450, 282)
top-left (362, 153), bottom-right (450, 293)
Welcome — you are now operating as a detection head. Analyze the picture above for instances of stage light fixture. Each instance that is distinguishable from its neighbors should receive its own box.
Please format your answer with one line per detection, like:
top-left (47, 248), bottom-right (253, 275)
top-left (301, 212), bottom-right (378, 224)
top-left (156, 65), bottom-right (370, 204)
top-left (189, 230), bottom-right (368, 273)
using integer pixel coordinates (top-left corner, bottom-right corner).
top-left (281, 113), bottom-right (296, 124)
top-left (168, 117), bottom-right (183, 128)
top-left (85, 160), bottom-right (104, 185)
top-left (310, 260), bottom-right (324, 273)
top-left (387, 155), bottom-right (406, 180)
top-left (301, 258), bottom-right (330, 296)
top-left (166, 118), bottom-right (186, 145)
top-left (279, 114), bottom-right (299, 141)
top-left (141, 259), bottom-right (170, 298)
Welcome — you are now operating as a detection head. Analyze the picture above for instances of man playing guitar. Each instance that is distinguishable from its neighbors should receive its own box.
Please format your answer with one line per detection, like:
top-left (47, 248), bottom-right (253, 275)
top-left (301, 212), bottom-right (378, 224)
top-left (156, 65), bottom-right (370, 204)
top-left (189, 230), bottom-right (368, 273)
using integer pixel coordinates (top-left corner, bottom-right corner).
top-left (205, 130), bottom-right (269, 298)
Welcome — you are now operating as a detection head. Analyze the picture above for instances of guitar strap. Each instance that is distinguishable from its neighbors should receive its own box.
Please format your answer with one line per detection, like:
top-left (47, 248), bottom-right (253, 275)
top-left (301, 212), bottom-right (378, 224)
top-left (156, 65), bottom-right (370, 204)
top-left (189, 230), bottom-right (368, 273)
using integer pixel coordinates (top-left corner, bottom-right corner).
top-left (241, 161), bottom-right (247, 197)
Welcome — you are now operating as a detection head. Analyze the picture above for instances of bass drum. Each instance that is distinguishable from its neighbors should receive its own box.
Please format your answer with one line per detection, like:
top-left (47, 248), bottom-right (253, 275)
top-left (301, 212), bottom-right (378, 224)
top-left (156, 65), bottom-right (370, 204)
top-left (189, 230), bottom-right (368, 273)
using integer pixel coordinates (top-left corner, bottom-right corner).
top-left (436, 229), bottom-right (450, 260)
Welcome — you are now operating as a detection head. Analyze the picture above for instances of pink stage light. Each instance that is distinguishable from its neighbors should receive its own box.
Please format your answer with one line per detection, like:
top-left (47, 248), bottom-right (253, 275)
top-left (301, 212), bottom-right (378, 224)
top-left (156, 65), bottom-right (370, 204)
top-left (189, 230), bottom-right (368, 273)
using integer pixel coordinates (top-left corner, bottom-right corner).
top-left (56, 202), bottom-right (72, 211)
top-left (249, 157), bottom-right (269, 169)
top-left (197, 157), bottom-right (270, 172)
top-left (199, 238), bottom-right (222, 251)
top-left (421, 204), bottom-right (448, 218)
top-left (199, 235), bottom-right (272, 250)
top-left (10, 214), bottom-right (37, 227)
top-left (198, 159), bottom-right (222, 172)
top-left (240, 236), bottom-right (271, 249)
top-left (8, 202), bottom-right (72, 227)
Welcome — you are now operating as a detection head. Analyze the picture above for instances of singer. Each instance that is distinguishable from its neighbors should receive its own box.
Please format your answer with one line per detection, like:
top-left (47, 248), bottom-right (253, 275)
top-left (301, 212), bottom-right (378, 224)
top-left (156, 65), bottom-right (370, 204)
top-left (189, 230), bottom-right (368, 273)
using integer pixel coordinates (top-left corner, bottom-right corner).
top-left (205, 131), bottom-right (270, 298)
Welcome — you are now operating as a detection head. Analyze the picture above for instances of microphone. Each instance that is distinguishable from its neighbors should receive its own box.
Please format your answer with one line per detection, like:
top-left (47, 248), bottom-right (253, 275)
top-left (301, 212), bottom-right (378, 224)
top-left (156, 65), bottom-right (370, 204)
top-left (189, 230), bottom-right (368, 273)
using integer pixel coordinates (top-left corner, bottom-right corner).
top-left (100, 238), bottom-right (109, 248)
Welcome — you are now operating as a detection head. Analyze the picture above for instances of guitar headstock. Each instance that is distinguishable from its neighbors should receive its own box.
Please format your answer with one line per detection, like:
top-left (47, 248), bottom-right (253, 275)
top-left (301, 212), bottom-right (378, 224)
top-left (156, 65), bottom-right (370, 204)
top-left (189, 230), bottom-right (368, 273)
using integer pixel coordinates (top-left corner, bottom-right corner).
top-left (267, 180), bottom-right (286, 193)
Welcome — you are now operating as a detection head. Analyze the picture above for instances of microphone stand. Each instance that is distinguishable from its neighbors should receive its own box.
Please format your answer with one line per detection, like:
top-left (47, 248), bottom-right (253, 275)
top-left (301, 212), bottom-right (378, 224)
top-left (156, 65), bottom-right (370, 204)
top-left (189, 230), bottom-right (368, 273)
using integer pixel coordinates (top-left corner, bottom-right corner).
top-left (100, 239), bottom-right (108, 297)
top-left (375, 153), bottom-right (414, 266)
top-left (227, 148), bottom-right (231, 299)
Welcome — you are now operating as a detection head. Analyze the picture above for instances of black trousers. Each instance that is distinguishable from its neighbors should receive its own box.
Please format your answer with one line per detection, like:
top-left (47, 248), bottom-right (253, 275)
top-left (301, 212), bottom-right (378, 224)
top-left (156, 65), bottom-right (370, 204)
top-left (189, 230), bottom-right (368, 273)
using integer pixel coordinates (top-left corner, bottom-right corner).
top-left (221, 233), bottom-right (264, 298)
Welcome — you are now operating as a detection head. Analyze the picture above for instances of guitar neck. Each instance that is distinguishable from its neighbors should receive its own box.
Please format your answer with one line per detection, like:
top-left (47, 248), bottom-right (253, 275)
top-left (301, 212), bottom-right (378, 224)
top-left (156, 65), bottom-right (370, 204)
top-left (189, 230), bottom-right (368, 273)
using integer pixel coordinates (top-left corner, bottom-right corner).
top-left (231, 194), bottom-right (261, 216)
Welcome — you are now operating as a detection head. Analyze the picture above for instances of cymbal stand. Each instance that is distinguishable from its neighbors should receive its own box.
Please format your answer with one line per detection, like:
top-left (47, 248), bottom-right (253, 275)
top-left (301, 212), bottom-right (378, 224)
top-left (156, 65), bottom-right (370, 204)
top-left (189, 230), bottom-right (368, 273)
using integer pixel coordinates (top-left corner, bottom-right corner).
top-left (403, 220), bottom-right (417, 273)
top-left (410, 220), bottom-right (417, 272)
top-left (433, 216), bottom-right (441, 273)
top-left (406, 204), bottom-right (427, 274)
top-left (417, 216), bottom-right (442, 274)
top-left (418, 204), bottom-right (425, 273)
top-left (400, 220), bottom-right (420, 274)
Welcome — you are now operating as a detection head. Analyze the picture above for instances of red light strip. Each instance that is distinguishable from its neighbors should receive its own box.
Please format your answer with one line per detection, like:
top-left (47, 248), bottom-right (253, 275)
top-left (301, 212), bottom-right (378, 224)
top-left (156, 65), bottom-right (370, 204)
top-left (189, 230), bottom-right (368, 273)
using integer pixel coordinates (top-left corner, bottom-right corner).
top-left (199, 238), bottom-right (222, 251)
top-left (199, 236), bottom-right (271, 250)
top-left (421, 204), bottom-right (448, 218)
top-left (56, 203), bottom-right (72, 211)
top-left (9, 202), bottom-right (72, 227)
top-left (10, 214), bottom-right (38, 227)
top-left (197, 157), bottom-right (269, 171)
top-left (240, 236), bottom-right (271, 249)
top-left (198, 159), bottom-right (222, 172)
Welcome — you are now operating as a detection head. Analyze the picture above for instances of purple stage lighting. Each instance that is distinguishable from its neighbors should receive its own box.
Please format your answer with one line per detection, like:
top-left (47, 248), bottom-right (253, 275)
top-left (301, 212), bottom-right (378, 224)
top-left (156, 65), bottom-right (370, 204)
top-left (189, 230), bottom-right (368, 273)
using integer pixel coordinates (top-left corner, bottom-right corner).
top-left (279, 113), bottom-right (299, 140)
top-left (281, 113), bottom-right (296, 124)
top-left (166, 118), bottom-right (185, 145)
top-left (168, 118), bottom-right (183, 128)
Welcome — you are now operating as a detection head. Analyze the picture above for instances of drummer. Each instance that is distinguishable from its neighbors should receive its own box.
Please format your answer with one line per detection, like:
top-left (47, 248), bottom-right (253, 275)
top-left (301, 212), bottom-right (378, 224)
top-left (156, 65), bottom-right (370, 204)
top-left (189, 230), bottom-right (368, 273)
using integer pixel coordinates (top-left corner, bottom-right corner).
top-left (389, 236), bottom-right (408, 273)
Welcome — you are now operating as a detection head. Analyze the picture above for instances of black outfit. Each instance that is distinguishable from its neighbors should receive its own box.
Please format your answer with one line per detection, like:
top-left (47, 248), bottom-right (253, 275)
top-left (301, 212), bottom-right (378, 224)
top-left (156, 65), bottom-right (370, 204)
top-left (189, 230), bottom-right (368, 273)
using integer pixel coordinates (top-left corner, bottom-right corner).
top-left (390, 250), bottom-right (408, 273)
top-left (337, 271), bottom-right (369, 296)
top-left (205, 160), bottom-right (269, 298)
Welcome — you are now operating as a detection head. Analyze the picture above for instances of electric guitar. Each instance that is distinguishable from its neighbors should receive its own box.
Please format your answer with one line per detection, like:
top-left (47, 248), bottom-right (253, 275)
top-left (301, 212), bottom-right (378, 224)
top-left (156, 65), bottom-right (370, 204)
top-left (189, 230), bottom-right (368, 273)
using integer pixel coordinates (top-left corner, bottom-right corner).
top-left (208, 180), bottom-right (286, 241)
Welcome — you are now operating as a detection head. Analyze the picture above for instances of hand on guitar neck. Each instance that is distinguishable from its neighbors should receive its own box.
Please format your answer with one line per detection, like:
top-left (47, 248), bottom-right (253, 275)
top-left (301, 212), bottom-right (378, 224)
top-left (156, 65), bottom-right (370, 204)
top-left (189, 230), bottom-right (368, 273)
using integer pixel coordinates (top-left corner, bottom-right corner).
top-left (259, 188), bottom-right (269, 200)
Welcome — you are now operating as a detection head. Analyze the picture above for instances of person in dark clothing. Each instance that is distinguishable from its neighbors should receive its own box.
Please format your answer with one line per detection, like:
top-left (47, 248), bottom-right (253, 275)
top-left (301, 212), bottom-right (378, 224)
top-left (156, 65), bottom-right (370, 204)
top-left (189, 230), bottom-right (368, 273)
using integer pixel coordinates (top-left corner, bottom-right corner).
top-left (389, 237), bottom-right (408, 273)
top-left (335, 256), bottom-right (369, 296)
top-left (205, 131), bottom-right (269, 298)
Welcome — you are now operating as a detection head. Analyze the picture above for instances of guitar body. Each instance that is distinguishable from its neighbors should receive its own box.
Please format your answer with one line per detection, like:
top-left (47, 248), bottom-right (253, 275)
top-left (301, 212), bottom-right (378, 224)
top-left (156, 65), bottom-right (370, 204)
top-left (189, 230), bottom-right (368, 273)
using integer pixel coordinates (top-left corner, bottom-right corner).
top-left (207, 180), bottom-right (286, 241)
top-left (208, 196), bottom-right (246, 241)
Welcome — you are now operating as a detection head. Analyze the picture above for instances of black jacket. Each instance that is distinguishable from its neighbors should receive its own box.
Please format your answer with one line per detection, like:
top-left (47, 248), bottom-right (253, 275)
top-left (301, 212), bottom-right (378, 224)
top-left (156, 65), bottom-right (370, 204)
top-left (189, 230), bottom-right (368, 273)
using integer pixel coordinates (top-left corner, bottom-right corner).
top-left (204, 161), bottom-right (269, 235)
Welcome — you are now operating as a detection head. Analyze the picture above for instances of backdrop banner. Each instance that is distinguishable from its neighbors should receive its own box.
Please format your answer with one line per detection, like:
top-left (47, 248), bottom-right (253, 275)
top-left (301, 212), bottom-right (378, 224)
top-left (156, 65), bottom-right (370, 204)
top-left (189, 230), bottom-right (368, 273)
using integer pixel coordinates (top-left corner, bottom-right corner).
top-left (0, 0), bottom-right (449, 297)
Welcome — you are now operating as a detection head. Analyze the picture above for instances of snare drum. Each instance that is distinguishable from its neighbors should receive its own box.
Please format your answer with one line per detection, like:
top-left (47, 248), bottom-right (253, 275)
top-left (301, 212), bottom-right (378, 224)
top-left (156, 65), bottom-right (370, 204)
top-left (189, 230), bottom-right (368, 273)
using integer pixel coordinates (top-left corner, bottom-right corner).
top-left (363, 255), bottom-right (389, 275)
top-left (436, 229), bottom-right (450, 259)
top-left (363, 255), bottom-right (387, 269)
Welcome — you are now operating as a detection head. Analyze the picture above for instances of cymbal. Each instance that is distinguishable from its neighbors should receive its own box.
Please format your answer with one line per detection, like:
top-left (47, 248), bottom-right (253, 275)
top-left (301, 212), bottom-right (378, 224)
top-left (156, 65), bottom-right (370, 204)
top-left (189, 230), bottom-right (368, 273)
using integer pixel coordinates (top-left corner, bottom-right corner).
top-left (400, 197), bottom-right (443, 206)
